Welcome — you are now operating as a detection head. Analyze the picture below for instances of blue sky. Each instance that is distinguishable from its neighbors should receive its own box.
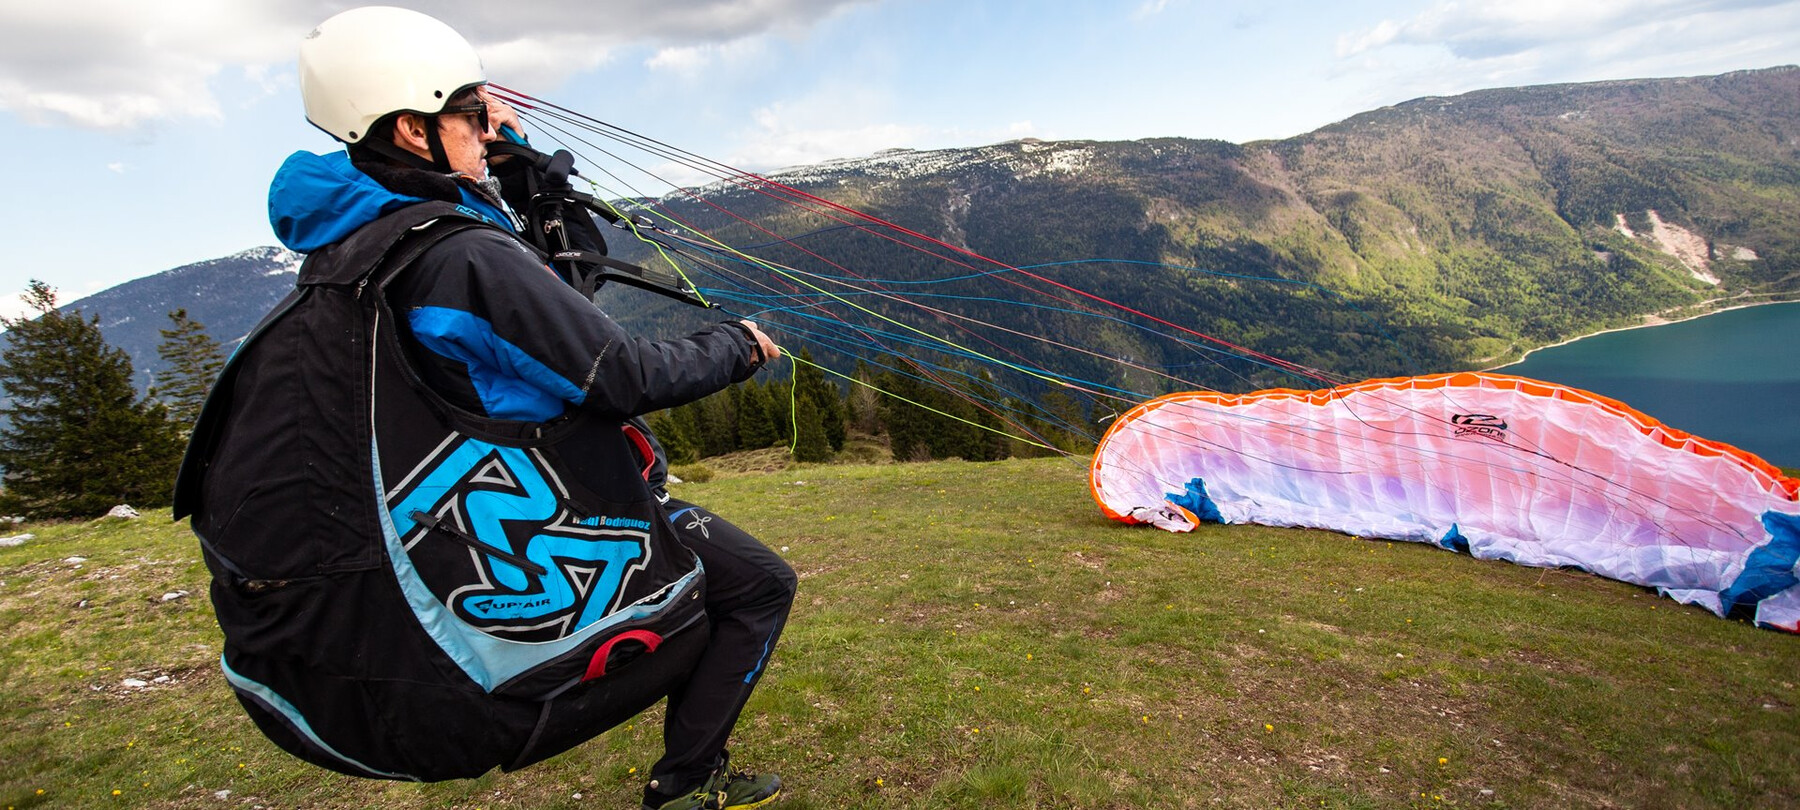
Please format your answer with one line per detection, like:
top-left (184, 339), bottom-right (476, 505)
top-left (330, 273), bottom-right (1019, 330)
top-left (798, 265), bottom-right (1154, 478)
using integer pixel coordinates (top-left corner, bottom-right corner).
top-left (6, 0), bottom-right (1800, 319)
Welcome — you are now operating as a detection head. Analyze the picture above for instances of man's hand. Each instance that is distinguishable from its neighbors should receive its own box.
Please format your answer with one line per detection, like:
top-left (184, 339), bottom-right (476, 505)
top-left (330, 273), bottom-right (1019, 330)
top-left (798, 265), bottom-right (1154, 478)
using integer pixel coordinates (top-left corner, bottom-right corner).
top-left (740, 321), bottom-right (781, 364)
top-left (479, 86), bottom-right (524, 141)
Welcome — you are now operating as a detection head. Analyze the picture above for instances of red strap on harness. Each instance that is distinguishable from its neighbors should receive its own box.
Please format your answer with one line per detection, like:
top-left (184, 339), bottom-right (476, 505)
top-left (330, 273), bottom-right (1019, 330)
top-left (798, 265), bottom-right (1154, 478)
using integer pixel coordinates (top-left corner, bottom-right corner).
top-left (583, 629), bottom-right (664, 681)
top-left (620, 423), bottom-right (656, 481)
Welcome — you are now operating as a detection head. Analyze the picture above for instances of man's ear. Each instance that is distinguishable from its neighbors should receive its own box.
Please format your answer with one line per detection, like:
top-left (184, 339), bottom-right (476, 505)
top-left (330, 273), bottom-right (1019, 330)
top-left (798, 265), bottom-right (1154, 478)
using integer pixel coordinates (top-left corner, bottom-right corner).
top-left (392, 112), bottom-right (432, 158)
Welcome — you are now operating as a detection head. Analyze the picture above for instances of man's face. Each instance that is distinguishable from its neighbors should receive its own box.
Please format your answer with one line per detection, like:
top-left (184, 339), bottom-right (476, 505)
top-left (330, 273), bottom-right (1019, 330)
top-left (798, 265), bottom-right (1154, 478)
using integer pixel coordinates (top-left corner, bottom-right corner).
top-left (436, 91), bottom-right (497, 178)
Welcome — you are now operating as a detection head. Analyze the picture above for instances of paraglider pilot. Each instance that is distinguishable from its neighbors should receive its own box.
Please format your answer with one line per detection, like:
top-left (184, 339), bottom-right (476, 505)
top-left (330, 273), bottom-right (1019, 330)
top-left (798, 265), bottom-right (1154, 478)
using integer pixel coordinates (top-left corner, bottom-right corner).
top-left (205, 6), bottom-right (795, 809)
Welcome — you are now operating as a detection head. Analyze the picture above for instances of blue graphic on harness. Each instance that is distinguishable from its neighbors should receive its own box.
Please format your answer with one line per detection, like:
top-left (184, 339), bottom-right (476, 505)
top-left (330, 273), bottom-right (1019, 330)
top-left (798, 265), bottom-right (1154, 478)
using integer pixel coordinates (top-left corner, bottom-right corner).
top-left (387, 437), bottom-right (649, 638)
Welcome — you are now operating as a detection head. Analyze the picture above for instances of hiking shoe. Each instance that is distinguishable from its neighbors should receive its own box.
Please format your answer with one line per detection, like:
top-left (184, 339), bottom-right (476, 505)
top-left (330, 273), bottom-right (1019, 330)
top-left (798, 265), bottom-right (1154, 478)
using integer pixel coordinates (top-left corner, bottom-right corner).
top-left (642, 764), bottom-right (781, 810)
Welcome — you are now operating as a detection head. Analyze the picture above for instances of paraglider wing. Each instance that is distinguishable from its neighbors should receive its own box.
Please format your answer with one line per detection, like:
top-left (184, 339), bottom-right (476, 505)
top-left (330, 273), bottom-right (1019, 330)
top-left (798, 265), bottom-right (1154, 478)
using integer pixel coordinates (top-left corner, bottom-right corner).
top-left (1089, 372), bottom-right (1800, 632)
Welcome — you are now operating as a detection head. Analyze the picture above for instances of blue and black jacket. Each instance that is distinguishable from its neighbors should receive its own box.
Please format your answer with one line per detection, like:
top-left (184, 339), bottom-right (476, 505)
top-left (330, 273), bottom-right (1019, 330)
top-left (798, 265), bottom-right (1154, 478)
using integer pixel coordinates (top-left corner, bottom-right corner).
top-left (268, 150), bottom-right (762, 487)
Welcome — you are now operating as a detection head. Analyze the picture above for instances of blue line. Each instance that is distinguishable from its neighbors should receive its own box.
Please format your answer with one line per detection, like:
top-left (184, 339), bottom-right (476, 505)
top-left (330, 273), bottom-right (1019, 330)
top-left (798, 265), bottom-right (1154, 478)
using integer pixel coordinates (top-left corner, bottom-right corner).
top-left (744, 628), bottom-right (777, 685)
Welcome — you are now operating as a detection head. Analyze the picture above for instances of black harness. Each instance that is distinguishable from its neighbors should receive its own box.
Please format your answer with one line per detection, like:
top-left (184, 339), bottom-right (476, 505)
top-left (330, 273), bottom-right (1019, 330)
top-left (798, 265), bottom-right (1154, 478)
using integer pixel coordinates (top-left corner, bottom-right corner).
top-left (174, 202), bottom-right (709, 781)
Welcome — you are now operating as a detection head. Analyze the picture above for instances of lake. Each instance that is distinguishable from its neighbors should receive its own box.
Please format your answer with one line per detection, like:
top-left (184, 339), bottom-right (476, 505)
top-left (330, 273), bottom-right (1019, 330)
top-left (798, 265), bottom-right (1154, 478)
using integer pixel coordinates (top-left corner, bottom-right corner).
top-left (1499, 301), bottom-right (1800, 468)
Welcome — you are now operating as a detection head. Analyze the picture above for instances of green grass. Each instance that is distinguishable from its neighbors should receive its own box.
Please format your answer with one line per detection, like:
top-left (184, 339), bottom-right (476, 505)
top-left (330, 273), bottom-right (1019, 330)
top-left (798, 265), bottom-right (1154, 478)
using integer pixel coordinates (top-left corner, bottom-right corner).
top-left (3, 457), bottom-right (1798, 808)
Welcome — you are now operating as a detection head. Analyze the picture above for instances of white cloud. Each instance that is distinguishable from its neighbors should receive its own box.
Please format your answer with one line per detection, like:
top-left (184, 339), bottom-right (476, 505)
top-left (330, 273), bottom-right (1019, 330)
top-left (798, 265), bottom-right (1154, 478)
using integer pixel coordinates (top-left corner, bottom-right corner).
top-left (1336, 0), bottom-right (1800, 96)
top-left (0, 1), bottom-right (307, 129)
top-left (446, 0), bottom-right (871, 43)
top-left (1341, 0), bottom-right (1799, 61)
top-left (645, 38), bottom-right (773, 82)
top-left (475, 34), bottom-right (621, 93)
top-left (728, 100), bottom-right (929, 171)
top-left (1132, 0), bottom-right (1176, 20)
top-left (0, 0), bottom-right (872, 131)
top-left (0, 295), bottom-right (37, 325)
top-left (106, 162), bottom-right (126, 174)
top-left (1337, 19), bottom-right (1407, 58)
top-left (239, 64), bottom-right (290, 103)
top-left (647, 45), bottom-right (716, 74)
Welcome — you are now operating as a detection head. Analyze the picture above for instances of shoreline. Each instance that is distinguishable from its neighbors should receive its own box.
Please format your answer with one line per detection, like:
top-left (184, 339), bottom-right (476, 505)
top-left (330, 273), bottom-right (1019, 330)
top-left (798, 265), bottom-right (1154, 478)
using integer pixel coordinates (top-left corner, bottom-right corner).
top-left (1486, 295), bottom-right (1800, 371)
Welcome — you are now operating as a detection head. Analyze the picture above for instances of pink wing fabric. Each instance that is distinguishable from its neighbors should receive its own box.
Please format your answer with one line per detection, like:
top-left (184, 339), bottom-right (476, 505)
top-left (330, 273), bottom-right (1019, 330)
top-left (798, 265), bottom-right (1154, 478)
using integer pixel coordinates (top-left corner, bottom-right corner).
top-left (1090, 372), bottom-right (1800, 632)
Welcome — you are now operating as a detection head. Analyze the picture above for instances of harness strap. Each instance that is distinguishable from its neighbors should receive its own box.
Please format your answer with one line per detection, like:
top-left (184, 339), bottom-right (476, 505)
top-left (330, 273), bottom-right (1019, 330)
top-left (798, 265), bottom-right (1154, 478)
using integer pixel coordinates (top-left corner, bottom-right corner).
top-left (551, 249), bottom-right (708, 307)
top-left (620, 423), bottom-right (658, 482)
top-left (582, 630), bottom-right (664, 681)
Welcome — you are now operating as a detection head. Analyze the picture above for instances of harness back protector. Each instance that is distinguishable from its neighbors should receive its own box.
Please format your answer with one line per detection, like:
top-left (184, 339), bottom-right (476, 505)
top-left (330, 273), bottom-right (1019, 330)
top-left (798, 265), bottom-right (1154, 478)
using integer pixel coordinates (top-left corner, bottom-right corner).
top-left (174, 202), bottom-right (708, 781)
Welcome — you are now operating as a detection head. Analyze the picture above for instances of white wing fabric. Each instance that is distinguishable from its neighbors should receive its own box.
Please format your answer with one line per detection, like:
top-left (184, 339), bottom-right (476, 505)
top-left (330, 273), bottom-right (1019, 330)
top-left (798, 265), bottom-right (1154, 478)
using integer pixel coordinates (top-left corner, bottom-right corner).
top-left (1090, 372), bottom-right (1800, 632)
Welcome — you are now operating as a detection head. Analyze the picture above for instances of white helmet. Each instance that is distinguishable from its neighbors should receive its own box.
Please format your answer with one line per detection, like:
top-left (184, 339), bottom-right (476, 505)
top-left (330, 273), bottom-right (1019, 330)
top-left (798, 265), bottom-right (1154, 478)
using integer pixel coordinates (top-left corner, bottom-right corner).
top-left (298, 6), bottom-right (486, 144)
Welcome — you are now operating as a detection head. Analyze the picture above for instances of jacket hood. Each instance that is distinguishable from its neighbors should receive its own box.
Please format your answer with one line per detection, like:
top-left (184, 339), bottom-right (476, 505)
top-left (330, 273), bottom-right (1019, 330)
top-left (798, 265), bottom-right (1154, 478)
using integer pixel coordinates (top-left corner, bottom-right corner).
top-left (268, 150), bottom-right (511, 253)
top-left (269, 150), bottom-right (426, 254)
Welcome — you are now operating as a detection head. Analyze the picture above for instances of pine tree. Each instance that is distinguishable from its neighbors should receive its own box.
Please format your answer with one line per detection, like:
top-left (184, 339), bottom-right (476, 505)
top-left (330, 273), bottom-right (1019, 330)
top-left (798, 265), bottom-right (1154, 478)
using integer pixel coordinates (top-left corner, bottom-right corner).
top-left (154, 308), bottom-right (227, 432)
top-left (767, 380), bottom-right (795, 445)
top-left (695, 394), bottom-right (737, 457)
top-left (959, 370), bottom-right (1009, 462)
top-left (734, 380), bottom-right (779, 449)
top-left (877, 370), bottom-right (934, 462)
top-left (1037, 389), bottom-right (1096, 453)
top-left (790, 393), bottom-right (833, 462)
top-left (647, 410), bottom-right (697, 465)
top-left (793, 349), bottom-right (847, 451)
top-left (0, 281), bottom-right (185, 518)
top-left (846, 360), bottom-right (882, 436)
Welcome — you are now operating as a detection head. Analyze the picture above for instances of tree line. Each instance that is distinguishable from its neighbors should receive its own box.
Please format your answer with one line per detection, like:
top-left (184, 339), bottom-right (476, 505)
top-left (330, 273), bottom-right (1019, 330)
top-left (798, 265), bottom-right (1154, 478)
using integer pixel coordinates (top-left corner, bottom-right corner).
top-left (0, 282), bottom-right (1096, 520)
top-left (648, 350), bottom-right (1097, 467)
top-left (0, 281), bottom-right (225, 519)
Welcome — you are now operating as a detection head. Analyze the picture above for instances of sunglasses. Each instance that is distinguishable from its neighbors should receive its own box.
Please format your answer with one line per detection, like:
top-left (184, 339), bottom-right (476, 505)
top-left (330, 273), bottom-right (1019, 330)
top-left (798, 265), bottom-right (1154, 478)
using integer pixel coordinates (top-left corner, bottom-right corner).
top-left (438, 101), bottom-right (491, 134)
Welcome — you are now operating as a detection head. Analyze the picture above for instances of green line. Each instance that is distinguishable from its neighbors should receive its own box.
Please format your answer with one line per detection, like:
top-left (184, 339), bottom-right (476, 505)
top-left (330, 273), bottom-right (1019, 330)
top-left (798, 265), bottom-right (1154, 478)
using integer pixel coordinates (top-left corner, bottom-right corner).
top-left (583, 179), bottom-right (712, 308)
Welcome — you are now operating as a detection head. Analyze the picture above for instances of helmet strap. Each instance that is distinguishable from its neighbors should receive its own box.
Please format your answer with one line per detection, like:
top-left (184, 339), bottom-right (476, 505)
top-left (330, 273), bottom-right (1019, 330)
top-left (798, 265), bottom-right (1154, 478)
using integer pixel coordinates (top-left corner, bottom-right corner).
top-left (355, 130), bottom-right (449, 174)
top-left (424, 122), bottom-right (453, 173)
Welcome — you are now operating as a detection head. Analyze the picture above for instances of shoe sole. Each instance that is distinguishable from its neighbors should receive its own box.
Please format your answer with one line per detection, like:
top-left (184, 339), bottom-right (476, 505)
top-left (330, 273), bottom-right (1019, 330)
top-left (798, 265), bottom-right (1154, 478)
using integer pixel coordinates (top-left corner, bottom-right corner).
top-left (724, 788), bottom-right (781, 810)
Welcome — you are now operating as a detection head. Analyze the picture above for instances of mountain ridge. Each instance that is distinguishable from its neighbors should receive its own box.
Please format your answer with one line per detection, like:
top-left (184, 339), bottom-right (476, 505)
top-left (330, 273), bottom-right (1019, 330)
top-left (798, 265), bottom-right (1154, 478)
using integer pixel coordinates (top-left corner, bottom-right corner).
top-left (47, 66), bottom-right (1800, 394)
top-left (55, 246), bottom-right (300, 391)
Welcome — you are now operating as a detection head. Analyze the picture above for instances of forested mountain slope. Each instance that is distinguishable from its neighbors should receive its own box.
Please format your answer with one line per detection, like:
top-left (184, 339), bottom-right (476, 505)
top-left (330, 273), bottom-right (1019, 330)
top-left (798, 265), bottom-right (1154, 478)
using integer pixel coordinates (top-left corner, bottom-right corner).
top-left (620, 66), bottom-right (1799, 392)
top-left (62, 68), bottom-right (1800, 395)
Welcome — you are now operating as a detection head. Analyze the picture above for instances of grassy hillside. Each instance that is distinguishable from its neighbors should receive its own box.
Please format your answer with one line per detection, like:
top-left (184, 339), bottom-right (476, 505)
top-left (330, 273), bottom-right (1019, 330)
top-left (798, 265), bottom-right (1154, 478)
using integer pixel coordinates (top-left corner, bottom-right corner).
top-left (3, 457), bottom-right (1797, 808)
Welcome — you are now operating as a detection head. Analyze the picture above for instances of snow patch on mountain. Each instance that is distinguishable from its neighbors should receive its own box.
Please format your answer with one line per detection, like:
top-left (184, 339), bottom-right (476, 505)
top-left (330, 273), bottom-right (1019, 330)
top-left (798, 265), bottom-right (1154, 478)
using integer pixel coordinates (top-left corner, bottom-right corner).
top-left (1035, 146), bottom-right (1092, 176)
top-left (217, 246), bottom-right (302, 275)
top-left (677, 140), bottom-right (1102, 200)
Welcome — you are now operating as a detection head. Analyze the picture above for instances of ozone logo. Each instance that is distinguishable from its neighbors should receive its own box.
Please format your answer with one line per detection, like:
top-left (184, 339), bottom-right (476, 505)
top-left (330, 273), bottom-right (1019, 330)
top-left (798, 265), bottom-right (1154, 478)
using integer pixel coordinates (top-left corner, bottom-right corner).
top-left (1451, 413), bottom-right (1509, 441)
top-left (386, 436), bottom-right (651, 640)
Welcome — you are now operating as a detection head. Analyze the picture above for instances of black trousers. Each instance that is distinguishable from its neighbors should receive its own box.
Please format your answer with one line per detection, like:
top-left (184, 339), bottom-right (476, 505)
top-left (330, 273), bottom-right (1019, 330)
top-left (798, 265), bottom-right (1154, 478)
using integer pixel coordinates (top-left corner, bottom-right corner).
top-left (650, 498), bottom-right (796, 794)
